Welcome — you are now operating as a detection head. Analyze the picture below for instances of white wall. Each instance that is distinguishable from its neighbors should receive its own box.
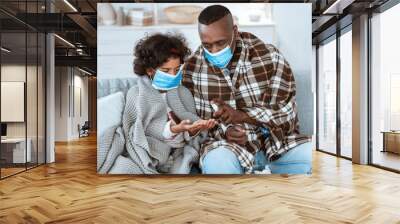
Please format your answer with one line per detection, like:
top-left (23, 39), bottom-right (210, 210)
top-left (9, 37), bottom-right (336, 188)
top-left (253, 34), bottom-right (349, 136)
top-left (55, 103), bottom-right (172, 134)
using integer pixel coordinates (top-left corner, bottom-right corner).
top-left (272, 3), bottom-right (313, 135)
top-left (1, 65), bottom-right (39, 137)
top-left (71, 74), bottom-right (89, 138)
top-left (1, 65), bottom-right (26, 135)
top-left (54, 67), bottom-right (89, 141)
top-left (1, 82), bottom-right (25, 122)
top-left (1, 65), bottom-right (26, 140)
top-left (55, 66), bottom-right (68, 141)
top-left (1, 63), bottom-right (46, 164)
top-left (272, 4), bottom-right (312, 77)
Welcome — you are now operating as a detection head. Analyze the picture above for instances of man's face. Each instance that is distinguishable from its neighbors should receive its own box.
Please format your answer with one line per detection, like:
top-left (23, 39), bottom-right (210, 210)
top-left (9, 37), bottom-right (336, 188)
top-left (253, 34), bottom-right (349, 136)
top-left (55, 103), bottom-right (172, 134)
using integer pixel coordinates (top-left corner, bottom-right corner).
top-left (198, 15), bottom-right (237, 54)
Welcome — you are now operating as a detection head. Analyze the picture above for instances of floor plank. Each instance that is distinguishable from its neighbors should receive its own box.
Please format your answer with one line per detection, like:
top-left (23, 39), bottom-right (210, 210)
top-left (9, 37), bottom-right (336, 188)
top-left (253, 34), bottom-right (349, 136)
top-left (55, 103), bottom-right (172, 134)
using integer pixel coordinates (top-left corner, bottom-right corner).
top-left (373, 150), bottom-right (400, 171)
top-left (0, 135), bottom-right (400, 223)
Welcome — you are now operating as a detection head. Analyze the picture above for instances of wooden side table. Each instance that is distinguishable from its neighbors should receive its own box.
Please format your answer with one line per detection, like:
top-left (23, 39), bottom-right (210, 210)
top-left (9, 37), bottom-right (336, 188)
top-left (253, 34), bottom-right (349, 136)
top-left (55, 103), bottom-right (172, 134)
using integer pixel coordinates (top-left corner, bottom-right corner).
top-left (381, 131), bottom-right (400, 154)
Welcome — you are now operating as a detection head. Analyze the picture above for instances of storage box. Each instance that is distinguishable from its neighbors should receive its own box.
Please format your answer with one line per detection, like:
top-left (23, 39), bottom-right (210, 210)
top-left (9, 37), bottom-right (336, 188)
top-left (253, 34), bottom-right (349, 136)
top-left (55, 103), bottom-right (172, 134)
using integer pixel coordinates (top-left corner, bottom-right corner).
top-left (127, 9), bottom-right (154, 26)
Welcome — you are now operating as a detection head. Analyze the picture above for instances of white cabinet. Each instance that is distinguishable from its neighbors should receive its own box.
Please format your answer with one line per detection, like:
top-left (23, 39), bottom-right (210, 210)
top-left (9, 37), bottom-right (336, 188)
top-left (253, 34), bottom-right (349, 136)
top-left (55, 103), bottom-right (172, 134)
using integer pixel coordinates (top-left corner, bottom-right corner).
top-left (1, 138), bottom-right (32, 163)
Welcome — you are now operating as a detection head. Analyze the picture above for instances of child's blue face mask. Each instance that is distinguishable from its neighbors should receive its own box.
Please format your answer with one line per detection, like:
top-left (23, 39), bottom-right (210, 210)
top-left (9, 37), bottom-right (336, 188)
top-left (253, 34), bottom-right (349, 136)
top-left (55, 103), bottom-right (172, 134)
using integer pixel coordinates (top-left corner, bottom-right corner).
top-left (151, 67), bottom-right (182, 91)
top-left (203, 33), bottom-right (234, 69)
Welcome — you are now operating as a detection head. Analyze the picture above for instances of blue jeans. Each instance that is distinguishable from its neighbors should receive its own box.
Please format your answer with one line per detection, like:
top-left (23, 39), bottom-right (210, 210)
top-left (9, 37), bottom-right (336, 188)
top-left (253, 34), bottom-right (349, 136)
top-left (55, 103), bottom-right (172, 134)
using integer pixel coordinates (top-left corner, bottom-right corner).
top-left (201, 147), bottom-right (244, 174)
top-left (201, 142), bottom-right (313, 174)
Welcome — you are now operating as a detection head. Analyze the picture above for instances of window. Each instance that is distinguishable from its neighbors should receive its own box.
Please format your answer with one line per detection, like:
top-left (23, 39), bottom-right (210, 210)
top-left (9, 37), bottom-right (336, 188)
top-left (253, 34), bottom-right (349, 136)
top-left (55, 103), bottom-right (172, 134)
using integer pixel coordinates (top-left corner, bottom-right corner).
top-left (0, 1), bottom-right (47, 179)
top-left (339, 29), bottom-right (352, 158)
top-left (317, 37), bottom-right (337, 155)
top-left (316, 27), bottom-right (353, 159)
top-left (370, 2), bottom-right (400, 171)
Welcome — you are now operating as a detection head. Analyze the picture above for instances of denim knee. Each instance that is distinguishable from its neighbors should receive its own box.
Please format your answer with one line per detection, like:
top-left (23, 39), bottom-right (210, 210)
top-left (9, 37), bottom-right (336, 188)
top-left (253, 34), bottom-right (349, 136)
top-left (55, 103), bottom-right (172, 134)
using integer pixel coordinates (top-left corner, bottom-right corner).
top-left (269, 142), bottom-right (313, 174)
top-left (201, 147), bottom-right (244, 174)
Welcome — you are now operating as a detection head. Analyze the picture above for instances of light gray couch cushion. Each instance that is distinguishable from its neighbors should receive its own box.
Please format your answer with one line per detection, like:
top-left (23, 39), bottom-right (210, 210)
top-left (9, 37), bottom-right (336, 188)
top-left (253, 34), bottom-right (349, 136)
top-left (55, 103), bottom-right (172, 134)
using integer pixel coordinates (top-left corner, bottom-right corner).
top-left (97, 77), bottom-right (138, 98)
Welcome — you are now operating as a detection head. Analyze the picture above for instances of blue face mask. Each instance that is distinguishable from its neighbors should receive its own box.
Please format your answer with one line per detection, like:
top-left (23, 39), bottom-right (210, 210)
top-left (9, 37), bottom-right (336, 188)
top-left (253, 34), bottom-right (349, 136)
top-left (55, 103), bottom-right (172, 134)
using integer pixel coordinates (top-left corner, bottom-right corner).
top-left (151, 67), bottom-right (182, 91)
top-left (203, 34), bottom-right (234, 69)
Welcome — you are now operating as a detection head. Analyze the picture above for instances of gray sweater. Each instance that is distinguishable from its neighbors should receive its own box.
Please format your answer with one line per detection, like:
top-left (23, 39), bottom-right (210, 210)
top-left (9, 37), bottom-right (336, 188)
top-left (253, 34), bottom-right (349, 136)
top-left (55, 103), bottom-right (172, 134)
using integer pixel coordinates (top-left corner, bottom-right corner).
top-left (97, 76), bottom-right (207, 174)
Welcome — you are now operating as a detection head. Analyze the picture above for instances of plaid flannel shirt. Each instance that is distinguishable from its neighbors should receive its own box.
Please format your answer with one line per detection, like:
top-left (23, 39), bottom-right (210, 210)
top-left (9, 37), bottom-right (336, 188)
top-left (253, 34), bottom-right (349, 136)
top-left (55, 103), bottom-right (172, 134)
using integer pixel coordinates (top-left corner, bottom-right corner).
top-left (182, 32), bottom-right (310, 171)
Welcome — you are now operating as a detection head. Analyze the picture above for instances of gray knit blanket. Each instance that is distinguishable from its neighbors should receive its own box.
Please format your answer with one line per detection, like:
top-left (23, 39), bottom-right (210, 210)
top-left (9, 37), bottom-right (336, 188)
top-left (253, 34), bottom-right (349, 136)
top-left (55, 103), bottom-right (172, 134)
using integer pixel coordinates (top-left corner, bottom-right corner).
top-left (97, 76), bottom-right (207, 174)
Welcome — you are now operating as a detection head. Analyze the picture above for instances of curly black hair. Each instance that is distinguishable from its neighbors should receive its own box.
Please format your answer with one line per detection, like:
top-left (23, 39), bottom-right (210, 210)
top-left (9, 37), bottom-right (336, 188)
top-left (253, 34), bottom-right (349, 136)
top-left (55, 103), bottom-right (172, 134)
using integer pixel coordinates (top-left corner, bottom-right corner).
top-left (133, 33), bottom-right (191, 76)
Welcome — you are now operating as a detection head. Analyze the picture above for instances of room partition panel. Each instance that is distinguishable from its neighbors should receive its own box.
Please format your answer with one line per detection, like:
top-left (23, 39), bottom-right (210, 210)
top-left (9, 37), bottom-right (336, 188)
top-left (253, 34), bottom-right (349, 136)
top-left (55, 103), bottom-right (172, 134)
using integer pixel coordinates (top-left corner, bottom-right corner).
top-left (0, 0), bottom-right (47, 179)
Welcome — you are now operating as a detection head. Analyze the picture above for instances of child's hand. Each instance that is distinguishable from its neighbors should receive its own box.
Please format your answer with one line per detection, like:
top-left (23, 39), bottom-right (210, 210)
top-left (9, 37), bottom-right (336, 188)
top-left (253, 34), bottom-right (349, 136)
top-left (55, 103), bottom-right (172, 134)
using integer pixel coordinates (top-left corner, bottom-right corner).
top-left (170, 119), bottom-right (218, 135)
top-left (187, 119), bottom-right (218, 136)
top-left (192, 119), bottom-right (218, 131)
top-left (170, 119), bottom-right (194, 134)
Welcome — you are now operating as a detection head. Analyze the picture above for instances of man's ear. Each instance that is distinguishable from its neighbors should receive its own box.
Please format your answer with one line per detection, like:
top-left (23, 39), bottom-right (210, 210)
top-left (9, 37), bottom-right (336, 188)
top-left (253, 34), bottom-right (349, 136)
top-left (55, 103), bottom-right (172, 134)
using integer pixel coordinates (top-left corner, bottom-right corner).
top-left (231, 25), bottom-right (238, 51)
top-left (233, 25), bottom-right (238, 35)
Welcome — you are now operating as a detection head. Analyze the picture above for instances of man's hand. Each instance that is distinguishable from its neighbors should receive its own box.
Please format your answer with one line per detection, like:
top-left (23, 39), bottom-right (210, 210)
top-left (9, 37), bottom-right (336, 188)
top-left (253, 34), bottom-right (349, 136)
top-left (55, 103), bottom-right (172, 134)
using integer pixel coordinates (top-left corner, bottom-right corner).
top-left (226, 125), bottom-right (247, 146)
top-left (212, 98), bottom-right (259, 125)
top-left (212, 98), bottom-right (245, 124)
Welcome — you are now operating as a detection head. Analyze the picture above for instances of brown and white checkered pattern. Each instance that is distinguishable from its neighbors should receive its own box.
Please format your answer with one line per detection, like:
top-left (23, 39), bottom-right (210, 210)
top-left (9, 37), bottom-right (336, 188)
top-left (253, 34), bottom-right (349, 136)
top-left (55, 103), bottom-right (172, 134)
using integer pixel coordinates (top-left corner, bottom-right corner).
top-left (182, 32), bottom-right (310, 171)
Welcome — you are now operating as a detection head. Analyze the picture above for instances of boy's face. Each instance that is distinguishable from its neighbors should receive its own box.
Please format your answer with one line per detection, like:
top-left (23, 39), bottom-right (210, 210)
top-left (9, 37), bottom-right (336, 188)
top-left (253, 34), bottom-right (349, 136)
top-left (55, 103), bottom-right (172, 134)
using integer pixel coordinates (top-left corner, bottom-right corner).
top-left (147, 57), bottom-right (181, 77)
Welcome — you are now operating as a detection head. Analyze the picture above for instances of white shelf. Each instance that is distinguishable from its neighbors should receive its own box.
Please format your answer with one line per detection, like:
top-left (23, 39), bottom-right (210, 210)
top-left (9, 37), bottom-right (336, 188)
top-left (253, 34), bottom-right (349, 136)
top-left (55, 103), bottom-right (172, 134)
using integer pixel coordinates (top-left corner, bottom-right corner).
top-left (98, 22), bottom-right (275, 31)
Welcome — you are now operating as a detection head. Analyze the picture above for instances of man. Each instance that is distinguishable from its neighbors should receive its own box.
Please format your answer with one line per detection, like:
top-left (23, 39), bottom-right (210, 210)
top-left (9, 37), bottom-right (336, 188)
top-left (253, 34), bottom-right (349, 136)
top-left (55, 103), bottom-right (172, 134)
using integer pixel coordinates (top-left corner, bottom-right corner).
top-left (182, 5), bottom-right (312, 174)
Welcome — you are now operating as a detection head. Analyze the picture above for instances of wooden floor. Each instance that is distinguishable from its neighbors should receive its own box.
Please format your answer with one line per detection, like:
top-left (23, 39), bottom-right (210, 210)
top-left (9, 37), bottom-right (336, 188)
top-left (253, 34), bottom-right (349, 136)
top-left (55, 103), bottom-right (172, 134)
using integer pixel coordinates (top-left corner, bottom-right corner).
top-left (1, 163), bottom-right (44, 178)
top-left (1, 135), bottom-right (400, 224)
top-left (1, 167), bottom-right (26, 178)
top-left (373, 150), bottom-right (400, 171)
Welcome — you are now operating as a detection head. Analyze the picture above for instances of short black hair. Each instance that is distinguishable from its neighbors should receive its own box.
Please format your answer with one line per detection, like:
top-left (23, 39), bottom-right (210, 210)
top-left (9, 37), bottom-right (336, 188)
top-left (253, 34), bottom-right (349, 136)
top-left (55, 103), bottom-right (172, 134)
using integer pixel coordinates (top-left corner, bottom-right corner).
top-left (198, 5), bottom-right (232, 25)
top-left (133, 33), bottom-right (191, 76)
